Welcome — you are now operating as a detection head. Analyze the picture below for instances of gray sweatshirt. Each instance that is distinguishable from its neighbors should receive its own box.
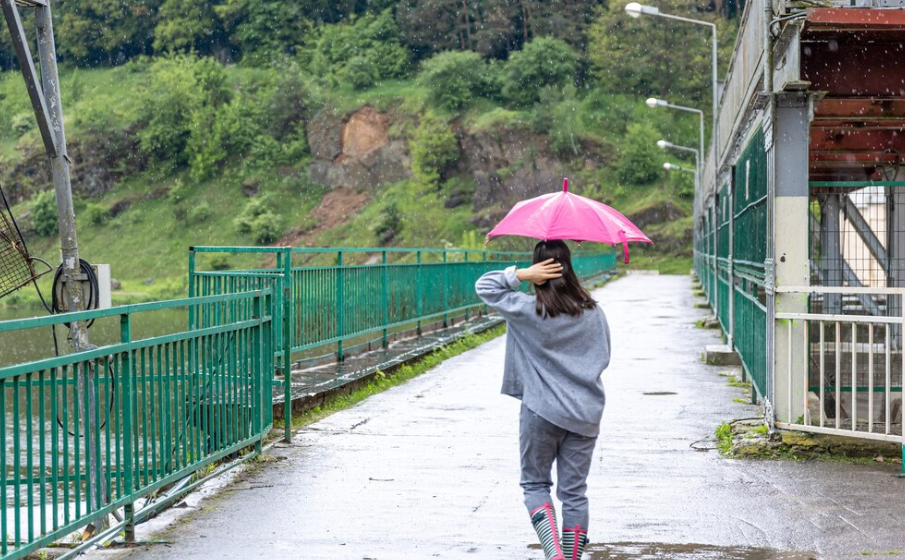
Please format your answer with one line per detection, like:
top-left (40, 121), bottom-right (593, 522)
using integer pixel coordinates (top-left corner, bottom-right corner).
top-left (475, 267), bottom-right (611, 437)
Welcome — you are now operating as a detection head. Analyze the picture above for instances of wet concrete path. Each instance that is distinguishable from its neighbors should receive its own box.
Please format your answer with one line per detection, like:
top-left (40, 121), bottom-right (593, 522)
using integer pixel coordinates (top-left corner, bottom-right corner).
top-left (94, 275), bottom-right (905, 560)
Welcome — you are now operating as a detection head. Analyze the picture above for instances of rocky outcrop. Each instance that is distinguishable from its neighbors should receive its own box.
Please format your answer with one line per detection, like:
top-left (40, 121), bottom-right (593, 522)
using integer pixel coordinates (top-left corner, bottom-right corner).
top-left (307, 106), bottom-right (411, 190)
top-left (0, 128), bottom-right (146, 206)
top-left (455, 128), bottom-right (568, 212)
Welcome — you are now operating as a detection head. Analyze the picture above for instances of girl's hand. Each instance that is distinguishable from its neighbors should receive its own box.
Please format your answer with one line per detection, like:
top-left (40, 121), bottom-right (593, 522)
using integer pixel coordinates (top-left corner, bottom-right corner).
top-left (517, 259), bottom-right (563, 286)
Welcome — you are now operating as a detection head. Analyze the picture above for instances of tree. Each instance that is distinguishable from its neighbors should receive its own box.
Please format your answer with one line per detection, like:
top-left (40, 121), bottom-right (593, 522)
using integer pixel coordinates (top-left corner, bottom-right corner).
top-left (587, 0), bottom-right (733, 113)
top-left (153, 0), bottom-right (224, 55)
top-left (418, 50), bottom-right (497, 110)
top-left (215, 0), bottom-right (310, 61)
top-left (55, 0), bottom-right (162, 65)
top-left (303, 10), bottom-right (411, 82)
top-left (615, 122), bottom-right (661, 185)
top-left (137, 56), bottom-right (231, 166)
top-left (396, 0), bottom-right (470, 57)
top-left (503, 36), bottom-right (578, 106)
top-left (410, 111), bottom-right (459, 186)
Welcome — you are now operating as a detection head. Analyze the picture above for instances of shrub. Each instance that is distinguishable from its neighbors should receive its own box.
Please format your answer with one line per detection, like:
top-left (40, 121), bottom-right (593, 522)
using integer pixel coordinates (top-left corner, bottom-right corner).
top-left (11, 113), bottom-right (34, 136)
top-left (84, 203), bottom-right (109, 226)
top-left (233, 198), bottom-right (283, 245)
top-left (615, 122), bottom-right (661, 185)
top-left (188, 95), bottom-right (262, 181)
top-left (532, 85), bottom-right (583, 157)
top-left (250, 211), bottom-right (282, 244)
top-left (345, 56), bottom-right (378, 90)
top-left (30, 190), bottom-right (58, 237)
top-left (410, 112), bottom-right (459, 186)
top-left (504, 37), bottom-right (578, 107)
top-left (375, 201), bottom-right (401, 244)
top-left (137, 56), bottom-right (231, 167)
top-left (188, 202), bottom-right (212, 223)
top-left (303, 10), bottom-right (411, 82)
top-left (418, 50), bottom-right (497, 111)
top-left (209, 254), bottom-right (232, 271)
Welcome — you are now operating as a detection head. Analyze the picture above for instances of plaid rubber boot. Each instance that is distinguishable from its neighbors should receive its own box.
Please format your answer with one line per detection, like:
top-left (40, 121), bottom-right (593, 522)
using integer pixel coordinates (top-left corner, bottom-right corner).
top-left (561, 525), bottom-right (589, 560)
top-left (529, 503), bottom-right (566, 560)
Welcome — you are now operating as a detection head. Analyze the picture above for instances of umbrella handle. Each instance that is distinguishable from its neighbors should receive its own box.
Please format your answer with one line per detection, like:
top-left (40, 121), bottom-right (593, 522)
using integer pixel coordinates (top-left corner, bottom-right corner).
top-left (619, 231), bottom-right (629, 265)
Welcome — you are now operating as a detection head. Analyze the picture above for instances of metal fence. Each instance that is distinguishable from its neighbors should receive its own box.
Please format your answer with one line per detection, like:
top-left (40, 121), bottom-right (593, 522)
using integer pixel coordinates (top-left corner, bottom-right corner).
top-left (189, 246), bottom-right (617, 441)
top-left (0, 290), bottom-right (273, 560)
top-left (775, 286), bottom-right (903, 456)
top-left (696, 127), bottom-right (768, 398)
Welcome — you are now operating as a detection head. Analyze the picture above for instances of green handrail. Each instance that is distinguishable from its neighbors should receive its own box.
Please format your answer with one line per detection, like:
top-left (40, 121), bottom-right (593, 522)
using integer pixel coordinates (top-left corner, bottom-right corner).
top-left (188, 246), bottom-right (618, 441)
top-left (0, 290), bottom-right (273, 560)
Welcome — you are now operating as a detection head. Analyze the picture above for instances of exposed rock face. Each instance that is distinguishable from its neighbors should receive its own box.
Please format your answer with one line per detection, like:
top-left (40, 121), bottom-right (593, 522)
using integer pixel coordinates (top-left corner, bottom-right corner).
top-left (0, 128), bottom-right (146, 206)
top-left (308, 106), bottom-right (411, 190)
top-left (627, 201), bottom-right (687, 229)
top-left (455, 128), bottom-right (568, 213)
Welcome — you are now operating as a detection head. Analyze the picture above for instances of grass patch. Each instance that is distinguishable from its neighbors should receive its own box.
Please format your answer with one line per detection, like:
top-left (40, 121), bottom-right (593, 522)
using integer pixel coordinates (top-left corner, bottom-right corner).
top-left (280, 325), bottom-right (506, 432)
top-left (715, 421), bottom-right (733, 455)
top-left (726, 374), bottom-right (751, 390)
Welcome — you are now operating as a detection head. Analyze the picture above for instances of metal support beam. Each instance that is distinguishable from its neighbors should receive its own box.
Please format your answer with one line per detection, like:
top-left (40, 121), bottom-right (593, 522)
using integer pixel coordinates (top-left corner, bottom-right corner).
top-left (820, 194), bottom-right (843, 315)
top-left (1, 0), bottom-right (57, 157)
top-left (770, 92), bottom-right (813, 425)
top-left (841, 195), bottom-right (889, 272)
top-left (842, 260), bottom-right (883, 317)
top-left (888, 176), bottom-right (905, 349)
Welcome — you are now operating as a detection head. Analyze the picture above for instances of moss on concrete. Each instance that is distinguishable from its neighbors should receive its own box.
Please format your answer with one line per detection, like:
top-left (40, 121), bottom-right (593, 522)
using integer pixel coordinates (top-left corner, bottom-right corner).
top-left (716, 419), bottom-right (903, 464)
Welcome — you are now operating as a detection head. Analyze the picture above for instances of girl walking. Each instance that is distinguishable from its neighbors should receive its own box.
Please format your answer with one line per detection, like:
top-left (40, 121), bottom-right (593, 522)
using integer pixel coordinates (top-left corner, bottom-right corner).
top-left (475, 240), bottom-right (611, 560)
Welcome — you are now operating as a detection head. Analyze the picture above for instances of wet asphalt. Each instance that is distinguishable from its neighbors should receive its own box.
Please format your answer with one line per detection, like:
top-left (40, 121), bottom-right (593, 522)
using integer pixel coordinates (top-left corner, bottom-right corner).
top-left (94, 275), bottom-right (905, 560)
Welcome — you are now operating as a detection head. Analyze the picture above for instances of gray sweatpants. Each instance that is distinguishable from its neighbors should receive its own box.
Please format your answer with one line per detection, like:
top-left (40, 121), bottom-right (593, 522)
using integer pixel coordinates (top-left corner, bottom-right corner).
top-left (519, 404), bottom-right (597, 529)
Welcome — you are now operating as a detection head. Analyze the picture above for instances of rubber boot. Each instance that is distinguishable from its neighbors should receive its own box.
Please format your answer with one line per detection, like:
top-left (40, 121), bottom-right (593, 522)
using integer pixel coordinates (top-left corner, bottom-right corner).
top-left (529, 502), bottom-right (565, 560)
top-left (561, 525), bottom-right (589, 560)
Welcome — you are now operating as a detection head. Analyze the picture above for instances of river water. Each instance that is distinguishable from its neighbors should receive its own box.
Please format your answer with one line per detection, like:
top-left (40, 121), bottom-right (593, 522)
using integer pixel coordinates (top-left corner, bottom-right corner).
top-left (0, 305), bottom-right (188, 369)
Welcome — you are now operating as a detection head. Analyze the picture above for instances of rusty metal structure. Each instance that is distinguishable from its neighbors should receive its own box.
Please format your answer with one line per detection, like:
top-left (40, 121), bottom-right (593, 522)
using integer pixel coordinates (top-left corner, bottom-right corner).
top-left (696, 0), bottom-right (905, 452)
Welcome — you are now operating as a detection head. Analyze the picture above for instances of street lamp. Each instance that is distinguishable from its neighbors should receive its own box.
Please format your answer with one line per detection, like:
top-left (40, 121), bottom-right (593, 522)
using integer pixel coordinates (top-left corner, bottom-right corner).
top-left (663, 162), bottom-right (695, 173)
top-left (625, 2), bottom-right (719, 147)
top-left (660, 141), bottom-right (700, 195)
top-left (647, 98), bottom-right (704, 175)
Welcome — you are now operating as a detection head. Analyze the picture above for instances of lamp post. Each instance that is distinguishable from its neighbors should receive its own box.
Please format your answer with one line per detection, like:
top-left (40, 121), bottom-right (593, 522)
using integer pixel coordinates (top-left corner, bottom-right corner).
top-left (658, 139), bottom-right (699, 192)
top-left (663, 162), bottom-right (696, 174)
top-left (626, 1), bottom-right (719, 150)
top-left (647, 98), bottom-right (705, 176)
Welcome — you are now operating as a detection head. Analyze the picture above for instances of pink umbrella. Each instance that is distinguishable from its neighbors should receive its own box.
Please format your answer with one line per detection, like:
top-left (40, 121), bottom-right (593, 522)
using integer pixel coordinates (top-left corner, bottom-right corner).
top-left (486, 178), bottom-right (653, 264)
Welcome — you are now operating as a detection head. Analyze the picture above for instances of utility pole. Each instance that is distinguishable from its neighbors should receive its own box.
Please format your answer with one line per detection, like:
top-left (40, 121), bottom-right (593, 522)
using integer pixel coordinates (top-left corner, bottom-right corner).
top-left (2, 0), bottom-right (105, 531)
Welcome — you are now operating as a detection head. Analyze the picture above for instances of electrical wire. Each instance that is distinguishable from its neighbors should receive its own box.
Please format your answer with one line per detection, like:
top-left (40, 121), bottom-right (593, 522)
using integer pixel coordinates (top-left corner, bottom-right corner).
top-left (52, 258), bottom-right (99, 328)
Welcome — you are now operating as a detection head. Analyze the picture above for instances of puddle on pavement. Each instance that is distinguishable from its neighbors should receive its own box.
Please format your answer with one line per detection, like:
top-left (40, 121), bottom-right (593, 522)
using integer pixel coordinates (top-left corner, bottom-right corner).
top-left (642, 391), bottom-right (677, 396)
top-left (529, 542), bottom-right (816, 559)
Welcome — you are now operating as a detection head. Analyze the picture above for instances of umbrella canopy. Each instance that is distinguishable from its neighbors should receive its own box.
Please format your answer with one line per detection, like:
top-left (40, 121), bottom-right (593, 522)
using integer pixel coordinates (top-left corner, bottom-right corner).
top-left (486, 178), bottom-right (653, 264)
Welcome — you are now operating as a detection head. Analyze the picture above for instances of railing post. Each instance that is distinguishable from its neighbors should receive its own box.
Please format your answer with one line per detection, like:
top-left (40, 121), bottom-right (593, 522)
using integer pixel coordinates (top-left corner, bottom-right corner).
top-left (464, 251), bottom-right (469, 323)
top-left (120, 313), bottom-right (135, 542)
top-left (254, 292), bottom-right (264, 454)
top-left (900, 299), bottom-right (905, 478)
top-left (729, 182), bottom-right (735, 350)
top-left (482, 251), bottom-right (488, 315)
top-left (443, 251), bottom-right (449, 328)
top-left (337, 251), bottom-right (344, 361)
top-left (416, 251), bottom-right (423, 336)
top-left (188, 248), bottom-right (196, 330)
top-left (281, 248), bottom-right (292, 442)
top-left (382, 251), bottom-right (388, 348)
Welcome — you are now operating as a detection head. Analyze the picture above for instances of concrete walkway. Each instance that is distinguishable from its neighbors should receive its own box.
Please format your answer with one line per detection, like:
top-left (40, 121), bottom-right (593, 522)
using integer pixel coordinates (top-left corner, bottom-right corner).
top-left (94, 275), bottom-right (905, 560)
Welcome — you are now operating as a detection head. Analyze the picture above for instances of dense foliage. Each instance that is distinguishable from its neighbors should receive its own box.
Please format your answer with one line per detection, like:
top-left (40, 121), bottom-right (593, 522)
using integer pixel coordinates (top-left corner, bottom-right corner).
top-left (0, 0), bottom-right (737, 264)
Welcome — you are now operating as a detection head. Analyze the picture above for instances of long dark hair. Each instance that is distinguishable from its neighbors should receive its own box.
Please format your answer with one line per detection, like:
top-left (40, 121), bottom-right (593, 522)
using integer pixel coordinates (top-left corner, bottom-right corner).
top-left (533, 240), bottom-right (597, 318)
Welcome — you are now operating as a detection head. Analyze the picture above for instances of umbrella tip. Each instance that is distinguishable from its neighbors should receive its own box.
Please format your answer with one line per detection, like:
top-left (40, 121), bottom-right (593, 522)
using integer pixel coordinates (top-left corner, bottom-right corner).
top-left (563, 178), bottom-right (568, 193)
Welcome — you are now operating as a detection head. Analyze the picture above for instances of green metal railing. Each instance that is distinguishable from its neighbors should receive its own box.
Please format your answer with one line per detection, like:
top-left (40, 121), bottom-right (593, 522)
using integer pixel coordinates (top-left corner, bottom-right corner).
top-left (0, 290), bottom-right (273, 560)
top-left (695, 128), bottom-right (768, 398)
top-left (189, 246), bottom-right (617, 441)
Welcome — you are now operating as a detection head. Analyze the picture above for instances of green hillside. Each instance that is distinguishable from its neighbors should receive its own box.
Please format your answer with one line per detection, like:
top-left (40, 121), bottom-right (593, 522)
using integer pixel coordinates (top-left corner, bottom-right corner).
top-left (0, 1), bottom-right (740, 306)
